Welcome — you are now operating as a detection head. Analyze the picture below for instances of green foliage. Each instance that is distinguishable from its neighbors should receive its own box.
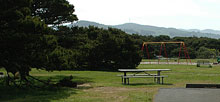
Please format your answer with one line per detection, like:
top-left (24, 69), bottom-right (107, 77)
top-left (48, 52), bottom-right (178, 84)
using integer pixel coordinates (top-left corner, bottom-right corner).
top-left (47, 46), bottom-right (79, 70)
top-left (90, 28), bottom-right (142, 70)
top-left (56, 26), bottom-right (142, 71)
top-left (0, 0), bottom-right (78, 83)
top-left (31, 0), bottom-right (78, 25)
top-left (0, 0), bottom-right (49, 79)
top-left (196, 47), bottom-right (216, 59)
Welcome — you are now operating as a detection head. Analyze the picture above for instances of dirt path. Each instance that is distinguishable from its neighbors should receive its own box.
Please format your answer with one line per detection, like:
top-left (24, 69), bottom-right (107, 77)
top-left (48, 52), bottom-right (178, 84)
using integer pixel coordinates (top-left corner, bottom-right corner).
top-left (77, 83), bottom-right (157, 102)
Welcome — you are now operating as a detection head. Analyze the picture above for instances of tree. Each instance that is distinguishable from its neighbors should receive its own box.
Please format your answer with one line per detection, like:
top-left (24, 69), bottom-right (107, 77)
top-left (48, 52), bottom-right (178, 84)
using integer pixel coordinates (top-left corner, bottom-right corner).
top-left (87, 27), bottom-right (142, 70)
top-left (0, 0), bottom-right (78, 86)
top-left (31, 0), bottom-right (78, 25)
top-left (55, 26), bottom-right (142, 71)
top-left (153, 35), bottom-right (170, 42)
top-left (0, 0), bottom-right (46, 84)
top-left (196, 47), bottom-right (216, 59)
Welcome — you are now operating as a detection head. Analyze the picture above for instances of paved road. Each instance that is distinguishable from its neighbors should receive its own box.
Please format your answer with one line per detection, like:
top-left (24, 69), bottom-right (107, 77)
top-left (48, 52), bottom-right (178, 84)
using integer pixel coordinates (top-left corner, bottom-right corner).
top-left (154, 88), bottom-right (220, 102)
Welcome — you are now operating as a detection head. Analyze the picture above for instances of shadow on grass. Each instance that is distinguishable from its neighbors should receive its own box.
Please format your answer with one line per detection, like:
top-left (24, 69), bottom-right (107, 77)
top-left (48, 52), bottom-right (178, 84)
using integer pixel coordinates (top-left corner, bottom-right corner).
top-left (127, 83), bottom-right (173, 86)
top-left (0, 85), bottom-right (76, 102)
top-left (52, 75), bottom-right (94, 90)
top-left (197, 66), bottom-right (212, 68)
top-left (48, 75), bottom-right (94, 84)
top-left (0, 75), bottom-right (94, 102)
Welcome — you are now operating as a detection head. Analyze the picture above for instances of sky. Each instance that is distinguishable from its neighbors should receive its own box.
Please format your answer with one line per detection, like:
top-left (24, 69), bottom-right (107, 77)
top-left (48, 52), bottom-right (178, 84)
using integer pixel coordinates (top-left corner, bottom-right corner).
top-left (69, 0), bottom-right (220, 30)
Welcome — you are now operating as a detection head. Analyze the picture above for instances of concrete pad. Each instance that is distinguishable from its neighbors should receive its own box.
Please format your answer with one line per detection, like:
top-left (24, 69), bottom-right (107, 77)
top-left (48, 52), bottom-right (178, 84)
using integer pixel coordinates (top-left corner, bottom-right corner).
top-left (154, 88), bottom-right (220, 102)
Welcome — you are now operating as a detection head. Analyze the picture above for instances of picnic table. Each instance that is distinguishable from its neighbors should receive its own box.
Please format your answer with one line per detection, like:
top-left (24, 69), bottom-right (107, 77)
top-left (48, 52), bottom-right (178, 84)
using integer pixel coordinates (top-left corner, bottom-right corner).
top-left (118, 69), bottom-right (171, 84)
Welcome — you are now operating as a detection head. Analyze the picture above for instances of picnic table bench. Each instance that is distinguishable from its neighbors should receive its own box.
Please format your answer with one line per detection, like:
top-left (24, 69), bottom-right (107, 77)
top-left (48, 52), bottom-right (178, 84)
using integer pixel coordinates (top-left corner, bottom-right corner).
top-left (118, 69), bottom-right (171, 85)
top-left (197, 60), bottom-right (212, 68)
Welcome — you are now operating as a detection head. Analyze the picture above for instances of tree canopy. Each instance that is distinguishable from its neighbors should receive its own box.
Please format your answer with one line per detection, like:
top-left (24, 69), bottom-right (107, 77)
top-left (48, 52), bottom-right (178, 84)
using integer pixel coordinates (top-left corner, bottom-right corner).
top-left (31, 0), bottom-right (78, 25)
top-left (55, 26), bottom-right (142, 71)
top-left (0, 0), bottom-right (78, 86)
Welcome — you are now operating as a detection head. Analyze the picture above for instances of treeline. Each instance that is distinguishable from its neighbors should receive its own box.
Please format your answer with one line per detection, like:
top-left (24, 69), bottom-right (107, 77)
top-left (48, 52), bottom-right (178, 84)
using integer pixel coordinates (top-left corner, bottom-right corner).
top-left (53, 26), bottom-right (220, 71)
top-left (131, 34), bottom-right (220, 59)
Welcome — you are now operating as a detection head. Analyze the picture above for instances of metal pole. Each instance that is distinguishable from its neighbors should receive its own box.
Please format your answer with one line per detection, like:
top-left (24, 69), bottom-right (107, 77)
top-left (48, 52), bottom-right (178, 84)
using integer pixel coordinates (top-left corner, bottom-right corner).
top-left (158, 43), bottom-right (163, 64)
top-left (184, 44), bottom-right (192, 64)
top-left (178, 43), bottom-right (182, 64)
top-left (157, 71), bottom-right (161, 84)
top-left (163, 43), bottom-right (169, 64)
top-left (146, 44), bottom-right (151, 64)
top-left (124, 72), bottom-right (127, 84)
top-left (183, 44), bottom-right (188, 64)
top-left (141, 44), bottom-right (145, 51)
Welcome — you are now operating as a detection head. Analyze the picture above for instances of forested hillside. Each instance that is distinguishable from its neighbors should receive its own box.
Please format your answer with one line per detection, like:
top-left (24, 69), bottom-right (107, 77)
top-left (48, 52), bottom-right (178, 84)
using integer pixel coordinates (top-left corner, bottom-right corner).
top-left (71, 20), bottom-right (220, 39)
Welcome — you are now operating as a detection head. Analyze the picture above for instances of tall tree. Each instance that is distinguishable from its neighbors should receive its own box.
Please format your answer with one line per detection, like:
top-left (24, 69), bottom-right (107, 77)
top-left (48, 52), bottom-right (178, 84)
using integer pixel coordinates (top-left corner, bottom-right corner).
top-left (0, 0), bottom-right (78, 86)
top-left (31, 0), bottom-right (78, 25)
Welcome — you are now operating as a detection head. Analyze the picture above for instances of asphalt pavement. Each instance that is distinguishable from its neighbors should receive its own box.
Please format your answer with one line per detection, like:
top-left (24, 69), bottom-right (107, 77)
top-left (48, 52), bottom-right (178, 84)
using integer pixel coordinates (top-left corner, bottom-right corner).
top-left (154, 88), bottom-right (220, 102)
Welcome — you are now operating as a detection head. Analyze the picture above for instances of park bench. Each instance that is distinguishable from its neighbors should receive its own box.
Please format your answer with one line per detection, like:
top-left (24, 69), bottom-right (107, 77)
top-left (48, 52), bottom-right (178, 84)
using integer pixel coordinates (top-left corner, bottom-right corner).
top-left (197, 60), bottom-right (212, 68)
top-left (119, 73), bottom-right (158, 76)
top-left (117, 74), bottom-right (157, 82)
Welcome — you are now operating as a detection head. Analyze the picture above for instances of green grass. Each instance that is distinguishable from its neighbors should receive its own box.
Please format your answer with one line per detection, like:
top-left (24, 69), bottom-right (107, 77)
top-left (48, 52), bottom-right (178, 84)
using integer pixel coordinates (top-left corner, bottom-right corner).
top-left (1, 64), bottom-right (220, 102)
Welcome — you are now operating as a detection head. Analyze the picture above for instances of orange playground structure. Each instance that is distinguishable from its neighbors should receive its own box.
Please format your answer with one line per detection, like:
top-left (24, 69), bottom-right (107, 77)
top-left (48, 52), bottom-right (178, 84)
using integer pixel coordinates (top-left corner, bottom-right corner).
top-left (141, 42), bottom-right (191, 64)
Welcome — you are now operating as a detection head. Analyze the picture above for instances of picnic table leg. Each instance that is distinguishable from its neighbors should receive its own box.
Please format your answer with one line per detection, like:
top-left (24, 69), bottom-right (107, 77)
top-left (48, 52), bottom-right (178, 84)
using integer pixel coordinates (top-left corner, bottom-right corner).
top-left (157, 71), bottom-right (161, 84)
top-left (128, 78), bottom-right (129, 85)
top-left (122, 77), bottom-right (123, 84)
top-left (124, 72), bottom-right (127, 84)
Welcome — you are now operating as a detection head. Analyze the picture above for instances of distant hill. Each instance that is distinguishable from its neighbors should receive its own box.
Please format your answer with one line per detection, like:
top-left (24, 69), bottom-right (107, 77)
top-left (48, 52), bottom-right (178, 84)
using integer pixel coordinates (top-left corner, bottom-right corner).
top-left (69, 20), bottom-right (109, 29)
top-left (68, 20), bottom-right (220, 39)
top-left (186, 29), bottom-right (220, 35)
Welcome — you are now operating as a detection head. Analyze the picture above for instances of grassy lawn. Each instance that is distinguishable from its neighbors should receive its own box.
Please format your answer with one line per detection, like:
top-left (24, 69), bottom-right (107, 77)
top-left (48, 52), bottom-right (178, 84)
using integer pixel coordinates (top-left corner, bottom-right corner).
top-left (1, 64), bottom-right (220, 102)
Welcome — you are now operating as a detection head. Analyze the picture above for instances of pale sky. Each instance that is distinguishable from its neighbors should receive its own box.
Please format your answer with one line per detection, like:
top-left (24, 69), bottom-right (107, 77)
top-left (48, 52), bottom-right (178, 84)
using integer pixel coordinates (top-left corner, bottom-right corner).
top-left (69, 0), bottom-right (220, 30)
